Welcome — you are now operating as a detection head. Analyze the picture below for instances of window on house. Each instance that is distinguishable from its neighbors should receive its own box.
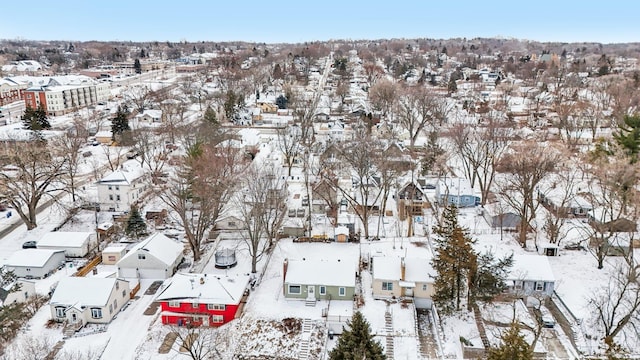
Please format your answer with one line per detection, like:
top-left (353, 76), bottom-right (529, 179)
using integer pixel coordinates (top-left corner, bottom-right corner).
top-left (339, 287), bottom-right (346, 296)
top-left (228, 221), bottom-right (236, 227)
top-left (288, 285), bottom-right (301, 294)
top-left (319, 286), bottom-right (326, 295)
top-left (207, 304), bottom-right (226, 310)
top-left (382, 282), bottom-right (393, 291)
top-left (116, 282), bottom-right (119, 290)
top-left (168, 301), bottom-right (180, 308)
top-left (115, 186), bottom-right (119, 191)
top-left (109, 304), bottom-right (113, 314)
top-left (116, 195), bottom-right (121, 201)
top-left (535, 282), bottom-right (544, 291)
top-left (422, 284), bottom-right (427, 291)
top-left (91, 308), bottom-right (103, 319)
top-left (192, 302), bottom-right (199, 309)
top-left (114, 299), bottom-right (117, 308)
top-left (109, 195), bottom-right (113, 201)
top-left (212, 315), bottom-right (224, 323)
top-left (138, 254), bottom-right (146, 260)
top-left (55, 306), bottom-right (65, 318)
top-left (108, 186), bottom-right (112, 190)
top-left (122, 290), bottom-right (126, 297)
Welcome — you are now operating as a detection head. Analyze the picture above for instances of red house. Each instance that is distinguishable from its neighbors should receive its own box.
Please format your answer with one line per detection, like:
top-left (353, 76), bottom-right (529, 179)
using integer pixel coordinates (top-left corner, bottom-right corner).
top-left (155, 273), bottom-right (251, 327)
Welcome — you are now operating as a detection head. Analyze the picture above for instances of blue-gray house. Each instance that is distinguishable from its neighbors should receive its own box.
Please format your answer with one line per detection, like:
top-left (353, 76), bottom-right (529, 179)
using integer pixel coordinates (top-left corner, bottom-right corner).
top-left (435, 177), bottom-right (480, 207)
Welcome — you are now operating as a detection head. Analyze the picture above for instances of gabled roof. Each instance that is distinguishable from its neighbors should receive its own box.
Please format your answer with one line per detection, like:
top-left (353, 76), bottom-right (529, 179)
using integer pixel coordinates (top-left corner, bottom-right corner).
top-left (38, 232), bottom-right (92, 248)
top-left (508, 255), bottom-right (555, 282)
top-left (285, 259), bottom-right (357, 287)
top-left (49, 277), bottom-right (125, 307)
top-left (98, 162), bottom-right (145, 185)
top-left (4, 249), bottom-right (64, 268)
top-left (119, 233), bottom-right (183, 267)
top-left (155, 273), bottom-right (250, 305)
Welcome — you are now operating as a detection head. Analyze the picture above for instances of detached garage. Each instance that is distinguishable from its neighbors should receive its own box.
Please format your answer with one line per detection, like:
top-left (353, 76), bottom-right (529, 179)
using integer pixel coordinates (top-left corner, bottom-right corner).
top-left (37, 232), bottom-right (96, 258)
top-left (3, 249), bottom-right (66, 279)
top-left (117, 233), bottom-right (184, 280)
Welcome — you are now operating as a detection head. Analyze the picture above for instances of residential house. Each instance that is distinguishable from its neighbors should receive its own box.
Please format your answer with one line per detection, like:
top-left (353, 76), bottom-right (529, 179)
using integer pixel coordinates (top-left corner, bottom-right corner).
top-left (538, 182), bottom-right (592, 218)
top-left (587, 207), bottom-right (637, 233)
top-left (36, 231), bottom-right (97, 258)
top-left (155, 273), bottom-right (251, 327)
top-left (335, 226), bottom-right (350, 242)
top-left (481, 202), bottom-right (521, 231)
top-left (381, 142), bottom-right (414, 172)
top-left (282, 258), bottom-right (358, 305)
top-left (3, 249), bottom-right (65, 279)
top-left (507, 255), bottom-right (555, 298)
top-left (0, 279), bottom-right (36, 306)
top-left (136, 109), bottom-right (162, 123)
top-left (396, 182), bottom-right (429, 220)
top-left (312, 178), bottom-right (338, 215)
top-left (371, 256), bottom-right (435, 309)
top-left (436, 177), bottom-right (480, 207)
top-left (117, 233), bottom-right (184, 279)
top-left (94, 130), bottom-right (113, 144)
top-left (214, 215), bottom-right (244, 232)
top-left (49, 277), bottom-right (130, 327)
top-left (96, 162), bottom-right (148, 212)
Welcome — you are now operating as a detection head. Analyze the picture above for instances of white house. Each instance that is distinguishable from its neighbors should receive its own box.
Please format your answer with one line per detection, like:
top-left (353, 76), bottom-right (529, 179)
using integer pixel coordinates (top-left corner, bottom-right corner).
top-left (507, 255), bottom-right (556, 298)
top-left (136, 109), bottom-right (162, 123)
top-left (117, 233), bottom-right (184, 279)
top-left (3, 249), bottom-right (65, 279)
top-left (0, 279), bottom-right (36, 306)
top-left (37, 231), bottom-right (96, 258)
top-left (96, 162), bottom-right (148, 212)
top-left (49, 277), bottom-right (130, 328)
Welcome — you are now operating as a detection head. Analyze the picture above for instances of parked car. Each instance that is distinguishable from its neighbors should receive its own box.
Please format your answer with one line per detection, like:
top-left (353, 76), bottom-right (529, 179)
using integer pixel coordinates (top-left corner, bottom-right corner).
top-left (539, 305), bottom-right (555, 328)
top-left (22, 241), bottom-right (37, 249)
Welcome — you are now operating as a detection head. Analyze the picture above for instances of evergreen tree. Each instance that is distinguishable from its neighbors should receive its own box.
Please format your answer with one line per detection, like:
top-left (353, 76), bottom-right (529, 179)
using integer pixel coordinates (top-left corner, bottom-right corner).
top-left (203, 105), bottom-right (218, 126)
top-left (329, 311), bottom-right (385, 360)
top-left (613, 114), bottom-right (640, 163)
top-left (134, 58), bottom-right (142, 74)
top-left (486, 322), bottom-right (533, 360)
top-left (431, 205), bottom-right (476, 314)
top-left (125, 206), bottom-right (147, 239)
top-left (21, 105), bottom-right (50, 131)
top-left (111, 105), bottom-right (131, 143)
top-left (275, 95), bottom-right (288, 109)
top-left (467, 252), bottom-right (513, 309)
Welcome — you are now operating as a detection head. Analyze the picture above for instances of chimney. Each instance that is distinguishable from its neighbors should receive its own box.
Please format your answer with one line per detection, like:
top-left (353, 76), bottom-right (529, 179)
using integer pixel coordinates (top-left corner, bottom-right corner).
top-left (199, 277), bottom-right (205, 285)
top-left (283, 258), bottom-right (288, 281)
top-left (400, 257), bottom-right (406, 281)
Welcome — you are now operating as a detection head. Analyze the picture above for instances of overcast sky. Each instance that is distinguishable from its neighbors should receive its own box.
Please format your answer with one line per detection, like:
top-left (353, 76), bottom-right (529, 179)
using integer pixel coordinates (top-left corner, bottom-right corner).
top-left (2, 0), bottom-right (638, 44)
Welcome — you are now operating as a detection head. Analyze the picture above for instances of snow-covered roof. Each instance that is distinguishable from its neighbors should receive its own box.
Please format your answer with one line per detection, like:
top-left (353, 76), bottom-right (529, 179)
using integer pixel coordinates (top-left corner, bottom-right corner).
top-left (372, 256), bottom-right (401, 280)
top-left (155, 272), bottom-right (250, 305)
top-left (404, 257), bottom-right (435, 282)
top-left (437, 177), bottom-right (474, 197)
top-left (4, 249), bottom-right (64, 268)
top-left (98, 162), bottom-right (146, 185)
top-left (335, 226), bottom-right (349, 236)
top-left (119, 233), bottom-right (183, 267)
top-left (38, 232), bottom-right (92, 248)
top-left (284, 259), bottom-right (357, 287)
top-left (508, 255), bottom-right (555, 282)
top-left (50, 277), bottom-right (125, 307)
top-left (137, 109), bottom-right (162, 119)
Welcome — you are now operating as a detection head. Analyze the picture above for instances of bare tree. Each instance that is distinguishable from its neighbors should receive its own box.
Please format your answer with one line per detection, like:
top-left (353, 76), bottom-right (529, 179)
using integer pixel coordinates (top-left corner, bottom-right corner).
top-left (396, 86), bottom-right (440, 148)
top-left (123, 84), bottom-right (154, 113)
top-left (52, 116), bottom-right (90, 203)
top-left (131, 128), bottom-right (169, 182)
top-left (276, 125), bottom-right (302, 177)
top-left (368, 78), bottom-right (398, 121)
top-left (235, 165), bottom-right (286, 274)
top-left (0, 141), bottom-right (67, 230)
top-left (158, 143), bottom-right (242, 261)
top-left (101, 144), bottom-right (127, 172)
top-left (170, 326), bottom-right (222, 360)
top-left (496, 142), bottom-right (559, 246)
top-left (587, 259), bottom-right (640, 354)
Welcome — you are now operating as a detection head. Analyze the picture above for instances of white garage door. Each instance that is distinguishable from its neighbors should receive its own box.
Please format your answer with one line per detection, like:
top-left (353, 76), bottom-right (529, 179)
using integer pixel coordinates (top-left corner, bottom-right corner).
top-left (138, 268), bottom-right (169, 279)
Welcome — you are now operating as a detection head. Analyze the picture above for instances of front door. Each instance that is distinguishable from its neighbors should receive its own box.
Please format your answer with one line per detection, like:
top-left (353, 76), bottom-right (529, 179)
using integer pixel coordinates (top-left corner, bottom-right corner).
top-left (307, 285), bottom-right (315, 299)
top-left (202, 316), bottom-right (209, 327)
top-left (71, 313), bottom-right (78, 323)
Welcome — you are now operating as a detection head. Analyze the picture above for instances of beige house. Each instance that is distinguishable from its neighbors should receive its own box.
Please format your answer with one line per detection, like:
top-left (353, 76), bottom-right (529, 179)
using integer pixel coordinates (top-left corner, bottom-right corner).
top-left (371, 256), bottom-right (435, 309)
top-left (49, 277), bottom-right (130, 328)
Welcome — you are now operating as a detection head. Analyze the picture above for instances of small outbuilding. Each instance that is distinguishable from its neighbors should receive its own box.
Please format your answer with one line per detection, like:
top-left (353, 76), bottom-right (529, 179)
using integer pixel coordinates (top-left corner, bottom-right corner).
top-left (3, 249), bottom-right (66, 279)
top-left (102, 245), bottom-right (128, 265)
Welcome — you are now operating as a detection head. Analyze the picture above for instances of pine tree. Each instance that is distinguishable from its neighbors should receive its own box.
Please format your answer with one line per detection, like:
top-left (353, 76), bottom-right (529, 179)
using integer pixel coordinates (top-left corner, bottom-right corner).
top-left (111, 105), bottom-right (131, 143)
top-left (21, 105), bottom-right (50, 131)
top-left (125, 206), bottom-right (147, 240)
top-left (467, 252), bottom-right (513, 308)
top-left (486, 322), bottom-right (533, 360)
top-left (203, 106), bottom-right (218, 126)
top-left (613, 114), bottom-right (640, 163)
top-left (329, 311), bottom-right (385, 360)
top-left (134, 58), bottom-right (142, 74)
top-left (431, 205), bottom-right (477, 314)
